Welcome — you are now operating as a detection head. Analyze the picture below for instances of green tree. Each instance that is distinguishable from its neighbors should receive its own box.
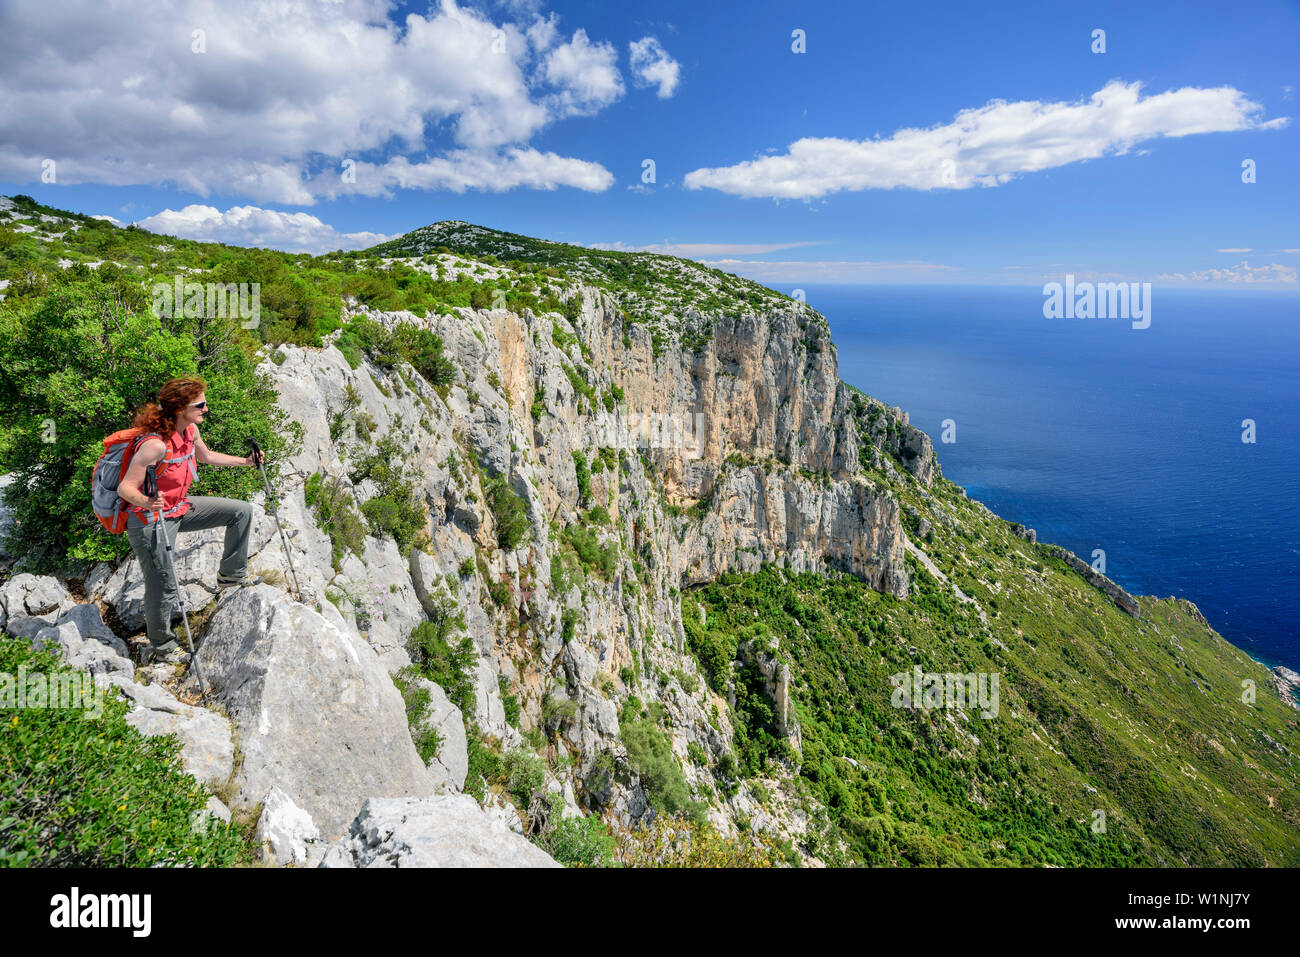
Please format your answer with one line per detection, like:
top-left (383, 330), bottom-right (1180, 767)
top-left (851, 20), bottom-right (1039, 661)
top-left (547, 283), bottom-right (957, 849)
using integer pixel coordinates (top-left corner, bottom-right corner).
top-left (0, 272), bottom-right (300, 567)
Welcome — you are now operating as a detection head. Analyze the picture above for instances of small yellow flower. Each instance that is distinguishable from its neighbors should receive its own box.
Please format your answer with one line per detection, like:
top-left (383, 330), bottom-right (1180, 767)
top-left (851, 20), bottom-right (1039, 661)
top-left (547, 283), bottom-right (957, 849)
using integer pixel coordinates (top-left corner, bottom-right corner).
top-left (118, 804), bottom-right (126, 812)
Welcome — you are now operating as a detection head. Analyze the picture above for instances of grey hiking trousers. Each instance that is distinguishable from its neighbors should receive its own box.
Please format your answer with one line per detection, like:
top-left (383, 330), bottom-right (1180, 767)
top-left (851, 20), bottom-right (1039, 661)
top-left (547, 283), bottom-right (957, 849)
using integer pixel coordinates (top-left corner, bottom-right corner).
top-left (124, 496), bottom-right (254, 647)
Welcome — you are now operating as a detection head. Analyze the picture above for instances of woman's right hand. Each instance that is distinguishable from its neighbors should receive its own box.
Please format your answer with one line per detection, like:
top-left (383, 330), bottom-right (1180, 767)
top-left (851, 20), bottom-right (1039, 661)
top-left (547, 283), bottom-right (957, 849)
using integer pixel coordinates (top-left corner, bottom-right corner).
top-left (144, 493), bottom-right (166, 510)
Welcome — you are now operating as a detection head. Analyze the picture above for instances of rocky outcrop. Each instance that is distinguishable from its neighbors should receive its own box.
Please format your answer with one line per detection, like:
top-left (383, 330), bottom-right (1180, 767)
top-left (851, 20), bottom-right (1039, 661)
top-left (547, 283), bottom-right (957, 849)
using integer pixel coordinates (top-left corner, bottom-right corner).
top-left (1, 575), bottom-right (236, 787)
top-left (1272, 666), bottom-right (1300, 709)
top-left (102, 674), bottom-right (234, 787)
top-left (92, 518), bottom-right (277, 630)
top-left (1043, 544), bottom-right (1140, 617)
top-left (238, 282), bottom-right (946, 843)
top-left (319, 795), bottom-right (561, 868)
top-left (256, 787), bottom-right (324, 866)
top-left (0, 573), bottom-right (76, 632)
top-left (190, 585), bottom-right (434, 840)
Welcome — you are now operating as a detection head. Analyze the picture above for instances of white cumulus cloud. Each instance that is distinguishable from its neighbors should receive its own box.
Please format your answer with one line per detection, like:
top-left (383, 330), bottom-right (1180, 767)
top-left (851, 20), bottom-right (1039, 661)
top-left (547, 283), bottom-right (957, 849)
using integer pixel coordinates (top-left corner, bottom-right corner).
top-left (0, 0), bottom-right (628, 203)
top-left (542, 28), bottom-right (624, 117)
top-left (684, 81), bottom-right (1288, 199)
top-left (1157, 261), bottom-right (1298, 284)
top-left (135, 205), bottom-right (394, 254)
top-left (628, 36), bottom-right (681, 99)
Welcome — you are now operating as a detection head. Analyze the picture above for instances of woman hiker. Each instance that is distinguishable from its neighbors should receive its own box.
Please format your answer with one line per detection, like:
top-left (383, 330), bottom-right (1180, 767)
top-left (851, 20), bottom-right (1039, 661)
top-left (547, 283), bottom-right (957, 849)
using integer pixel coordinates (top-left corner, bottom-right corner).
top-left (115, 376), bottom-right (264, 663)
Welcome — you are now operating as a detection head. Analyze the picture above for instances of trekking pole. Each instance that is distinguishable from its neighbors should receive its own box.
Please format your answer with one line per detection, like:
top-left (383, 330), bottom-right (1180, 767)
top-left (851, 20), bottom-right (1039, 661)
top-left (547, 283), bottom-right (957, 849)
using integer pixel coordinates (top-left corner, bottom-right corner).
top-left (145, 465), bottom-right (207, 700)
top-left (247, 436), bottom-right (303, 601)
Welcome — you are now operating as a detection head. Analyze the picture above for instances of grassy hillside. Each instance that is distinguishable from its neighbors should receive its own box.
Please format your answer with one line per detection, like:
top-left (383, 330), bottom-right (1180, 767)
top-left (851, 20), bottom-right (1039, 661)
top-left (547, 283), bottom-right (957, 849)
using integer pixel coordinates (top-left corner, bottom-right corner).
top-left (686, 472), bottom-right (1300, 866)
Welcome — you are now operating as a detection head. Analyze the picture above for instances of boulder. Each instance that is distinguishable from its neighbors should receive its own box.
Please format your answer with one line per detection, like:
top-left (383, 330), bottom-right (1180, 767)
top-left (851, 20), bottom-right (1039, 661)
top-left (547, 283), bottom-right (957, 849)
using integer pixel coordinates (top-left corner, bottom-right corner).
top-left (33, 622), bottom-right (132, 680)
top-left (96, 518), bottom-right (277, 630)
top-left (256, 787), bottom-right (323, 866)
top-left (319, 796), bottom-right (561, 868)
top-left (471, 658), bottom-right (522, 749)
top-left (193, 585), bottom-right (433, 839)
top-left (97, 673), bottom-right (234, 786)
top-left (56, 603), bottom-right (129, 658)
top-left (1, 574), bottom-right (75, 631)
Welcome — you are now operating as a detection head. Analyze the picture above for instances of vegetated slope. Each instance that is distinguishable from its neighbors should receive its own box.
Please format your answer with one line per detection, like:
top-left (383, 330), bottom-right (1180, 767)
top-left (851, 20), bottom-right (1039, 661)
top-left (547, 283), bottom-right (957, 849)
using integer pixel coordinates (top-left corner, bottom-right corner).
top-left (688, 469), bottom-right (1300, 865)
top-left (3, 194), bottom-right (1297, 868)
top-left (365, 220), bottom-right (821, 341)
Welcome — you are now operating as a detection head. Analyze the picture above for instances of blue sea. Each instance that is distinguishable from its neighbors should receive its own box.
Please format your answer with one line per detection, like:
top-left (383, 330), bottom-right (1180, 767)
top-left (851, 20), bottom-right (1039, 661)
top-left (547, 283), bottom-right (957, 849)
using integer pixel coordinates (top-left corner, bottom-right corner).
top-left (811, 284), bottom-right (1300, 671)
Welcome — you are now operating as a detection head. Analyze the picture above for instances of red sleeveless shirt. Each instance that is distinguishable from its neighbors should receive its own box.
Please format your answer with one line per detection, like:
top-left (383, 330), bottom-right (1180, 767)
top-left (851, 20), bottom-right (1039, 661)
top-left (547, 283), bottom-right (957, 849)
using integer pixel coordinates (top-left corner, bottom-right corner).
top-left (129, 424), bottom-right (198, 524)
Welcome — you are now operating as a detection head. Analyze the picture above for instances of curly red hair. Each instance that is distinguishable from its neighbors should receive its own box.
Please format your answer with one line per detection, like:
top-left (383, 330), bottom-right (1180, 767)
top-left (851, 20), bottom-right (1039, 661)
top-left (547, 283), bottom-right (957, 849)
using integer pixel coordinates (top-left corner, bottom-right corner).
top-left (131, 376), bottom-right (206, 438)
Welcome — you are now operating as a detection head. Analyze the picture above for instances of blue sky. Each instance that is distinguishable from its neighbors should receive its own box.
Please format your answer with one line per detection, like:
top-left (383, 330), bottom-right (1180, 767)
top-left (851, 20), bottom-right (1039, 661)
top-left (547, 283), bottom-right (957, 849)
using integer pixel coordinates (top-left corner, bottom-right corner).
top-left (1, 0), bottom-right (1297, 285)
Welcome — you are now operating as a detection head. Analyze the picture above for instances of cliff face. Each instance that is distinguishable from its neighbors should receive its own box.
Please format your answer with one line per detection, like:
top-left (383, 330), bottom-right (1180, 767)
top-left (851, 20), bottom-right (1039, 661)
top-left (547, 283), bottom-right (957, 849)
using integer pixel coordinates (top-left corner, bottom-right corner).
top-left (259, 272), bottom-right (935, 840)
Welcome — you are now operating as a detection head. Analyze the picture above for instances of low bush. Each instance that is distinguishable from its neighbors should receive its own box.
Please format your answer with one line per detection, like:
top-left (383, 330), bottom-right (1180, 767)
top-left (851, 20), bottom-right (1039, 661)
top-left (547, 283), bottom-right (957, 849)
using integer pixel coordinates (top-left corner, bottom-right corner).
top-left (0, 637), bottom-right (251, 866)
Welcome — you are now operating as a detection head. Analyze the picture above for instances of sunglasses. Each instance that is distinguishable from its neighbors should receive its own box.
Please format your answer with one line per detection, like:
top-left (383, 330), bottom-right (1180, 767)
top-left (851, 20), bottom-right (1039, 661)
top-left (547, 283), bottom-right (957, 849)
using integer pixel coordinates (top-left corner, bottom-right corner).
top-left (190, 401), bottom-right (208, 410)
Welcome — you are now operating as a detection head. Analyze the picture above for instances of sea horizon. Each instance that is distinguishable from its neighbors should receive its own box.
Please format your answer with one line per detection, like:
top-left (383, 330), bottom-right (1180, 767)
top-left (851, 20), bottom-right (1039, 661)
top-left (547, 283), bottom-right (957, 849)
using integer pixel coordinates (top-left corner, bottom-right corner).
top-left (809, 282), bottom-right (1300, 672)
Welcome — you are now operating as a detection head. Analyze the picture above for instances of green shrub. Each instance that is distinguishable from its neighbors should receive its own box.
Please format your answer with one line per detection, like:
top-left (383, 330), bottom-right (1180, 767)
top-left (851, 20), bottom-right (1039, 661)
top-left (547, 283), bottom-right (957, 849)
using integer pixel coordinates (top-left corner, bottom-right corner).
top-left (572, 450), bottom-right (592, 505)
top-left (498, 675), bottom-right (521, 728)
top-left (532, 794), bottom-right (615, 867)
top-left (0, 637), bottom-right (251, 865)
top-left (388, 322), bottom-right (456, 387)
top-left (486, 574), bottom-right (512, 608)
top-left (360, 488), bottom-right (424, 550)
top-left (303, 472), bottom-right (366, 570)
top-left (687, 741), bottom-right (709, 767)
top-left (620, 715), bottom-right (696, 818)
top-left (464, 722), bottom-right (503, 803)
top-left (351, 433), bottom-right (427, 549)
top-left (562, 525), bottom-right (616, 579)
top-left (485, 475), bottom-right (529, 550)
top-left (334, 316), bottom-right (456, 389)
top-left (406, 599), bottom-right (476, 712)
top-left (391, 667), bottom-right (443, 764)
top-left (543, 694), bottom-right (578, 729)
top-left (503, 748), bottom-right (546, 805)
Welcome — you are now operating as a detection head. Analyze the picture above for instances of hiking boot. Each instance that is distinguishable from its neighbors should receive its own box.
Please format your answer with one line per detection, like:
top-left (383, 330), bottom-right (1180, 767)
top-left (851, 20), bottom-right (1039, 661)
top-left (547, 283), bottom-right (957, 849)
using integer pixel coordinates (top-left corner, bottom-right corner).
top-left (217, 572), bottom-right (263, 589)
top-left (142, 639), bottom-right (190, 666)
